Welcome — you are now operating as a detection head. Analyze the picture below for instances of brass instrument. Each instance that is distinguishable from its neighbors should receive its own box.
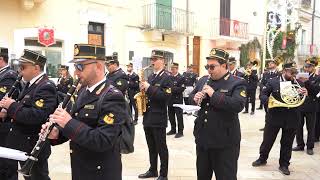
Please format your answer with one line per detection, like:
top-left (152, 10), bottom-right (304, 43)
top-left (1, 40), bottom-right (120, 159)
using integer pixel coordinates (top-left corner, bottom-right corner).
top-left (134, 65), bottom-right (151, 115)
top-left (268, 78), bottom-right (306, 108)
top-left (244, 60), bottom-right (259, 76)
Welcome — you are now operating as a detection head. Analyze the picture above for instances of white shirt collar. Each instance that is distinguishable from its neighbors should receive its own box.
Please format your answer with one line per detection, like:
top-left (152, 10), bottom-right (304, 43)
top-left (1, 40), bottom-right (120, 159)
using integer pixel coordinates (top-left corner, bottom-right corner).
top-left (154, 69), bottom-right (163, 75)
top-left (230, 69), bottom-right (236, 74)
top-left (28, 72), bottom-right (45, 87)
top-left (127, 71), bottom-right (133, 76)
top-left (0, 65), bottom-right (9, 72)
top-left (86, 77), bottom-right (106, 92)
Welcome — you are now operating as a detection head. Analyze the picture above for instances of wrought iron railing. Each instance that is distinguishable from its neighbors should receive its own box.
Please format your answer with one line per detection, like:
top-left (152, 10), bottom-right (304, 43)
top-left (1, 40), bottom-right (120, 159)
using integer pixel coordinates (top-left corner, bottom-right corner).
top-left (141, 3), bottom-right (194, 34)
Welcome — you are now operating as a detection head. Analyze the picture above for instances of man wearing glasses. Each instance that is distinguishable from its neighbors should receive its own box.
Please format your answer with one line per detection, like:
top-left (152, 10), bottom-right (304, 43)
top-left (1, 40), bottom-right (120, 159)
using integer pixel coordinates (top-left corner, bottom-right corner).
top-left (41, 44), bottom-right (129, 180)
top-left (0, 49), bottom-right (58, 180)
top-left (189, 48), bottom-right (246, 180)
top-left (138, 50), bottom-right (172, 180)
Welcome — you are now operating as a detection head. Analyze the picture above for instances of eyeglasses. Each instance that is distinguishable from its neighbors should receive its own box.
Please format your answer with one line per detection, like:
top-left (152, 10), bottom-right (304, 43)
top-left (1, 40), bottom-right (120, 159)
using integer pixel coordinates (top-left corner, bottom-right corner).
top-left (74, 62), bottom-right (97, 72)
top-left (205, 64), bottom-right (220, 70)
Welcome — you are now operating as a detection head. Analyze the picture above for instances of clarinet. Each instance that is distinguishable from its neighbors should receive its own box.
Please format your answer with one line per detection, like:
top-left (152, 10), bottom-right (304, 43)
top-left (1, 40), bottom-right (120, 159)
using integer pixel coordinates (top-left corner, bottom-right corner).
top-left (0, 75), bottom-right (22, 112)
top-left (6, 75), bottom-right (23, 98)
top-left (18, 78), bottom-right (80, 177)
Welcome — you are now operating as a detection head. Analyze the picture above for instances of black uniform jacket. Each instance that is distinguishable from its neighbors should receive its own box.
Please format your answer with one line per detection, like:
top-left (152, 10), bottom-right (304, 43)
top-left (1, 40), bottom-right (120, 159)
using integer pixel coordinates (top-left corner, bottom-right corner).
top-left (261, 70), bottom-right (280, 87)
top-left (299, 73), bottom-right (320, 112)
top-left (143, 69), bottom-right (172, 128)
top-left (51, 80), bottom-right (128, 180)
top-left (261, 76), bottom-right (300, 129)
top-left (0, 67), bottom-right (18, 133)
top-left (168, 73), bottom-right (186, 106)
top-left (6, 74), bottom-right (57, 159)
top-left (189, 73), bottom-right (247, 148)
top-left (57, 75), bottom-right (74, 94)
top-left (127, 72), bottom-right (140, 97)
top-left (244, 70), bottom-right (258, 90)
top-left (107, 68), bottom-right (129, 95)
top-left (183, 72), bottom-right (198, 86)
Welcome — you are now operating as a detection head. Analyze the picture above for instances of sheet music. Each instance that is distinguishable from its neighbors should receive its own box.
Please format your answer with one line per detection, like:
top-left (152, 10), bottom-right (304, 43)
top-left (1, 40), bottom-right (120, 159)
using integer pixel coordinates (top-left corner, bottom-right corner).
top-left (0, 147), bottom-right (28, 161)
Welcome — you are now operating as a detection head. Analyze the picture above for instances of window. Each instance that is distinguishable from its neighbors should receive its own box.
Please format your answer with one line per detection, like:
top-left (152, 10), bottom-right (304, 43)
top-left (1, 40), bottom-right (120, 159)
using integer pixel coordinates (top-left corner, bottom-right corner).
top-left (88, 22), bottom-right (105, 46)
top-left (24, 39), bottom-right (63, 78)
top-left (220, 0), bottom-right (231, 36)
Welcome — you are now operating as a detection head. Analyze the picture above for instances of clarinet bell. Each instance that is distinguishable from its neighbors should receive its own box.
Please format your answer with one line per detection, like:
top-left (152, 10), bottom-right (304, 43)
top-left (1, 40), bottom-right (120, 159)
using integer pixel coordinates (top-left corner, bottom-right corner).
top-left (17, 158), bottom-right (36, 177)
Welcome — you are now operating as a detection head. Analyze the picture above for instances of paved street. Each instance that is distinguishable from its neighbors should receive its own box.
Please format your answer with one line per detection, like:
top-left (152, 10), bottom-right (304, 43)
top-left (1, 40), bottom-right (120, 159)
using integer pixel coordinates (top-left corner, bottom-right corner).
top-left (42, 107), bottom-right (320, 180)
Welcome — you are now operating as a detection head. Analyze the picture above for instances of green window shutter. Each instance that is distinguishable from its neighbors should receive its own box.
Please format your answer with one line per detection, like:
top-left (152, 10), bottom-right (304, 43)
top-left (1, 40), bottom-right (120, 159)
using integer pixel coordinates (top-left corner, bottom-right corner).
top-left (156, 0), bottom-right (172, 30)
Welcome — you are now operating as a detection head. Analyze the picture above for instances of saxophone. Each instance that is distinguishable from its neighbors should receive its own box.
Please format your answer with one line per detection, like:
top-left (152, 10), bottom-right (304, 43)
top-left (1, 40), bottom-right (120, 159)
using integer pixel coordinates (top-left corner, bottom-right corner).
top-left (134, 65), bottom-right (151, 115)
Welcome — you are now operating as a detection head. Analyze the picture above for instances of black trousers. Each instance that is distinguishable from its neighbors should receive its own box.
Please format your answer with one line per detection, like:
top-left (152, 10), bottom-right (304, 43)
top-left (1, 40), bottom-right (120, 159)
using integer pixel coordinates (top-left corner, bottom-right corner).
top-left (196, 144), bottom-right (240, 180)
top-left (6, 158), bottom-right (50, 180)
top-left (183, 97), bottom-right (190, 105)
top-left (315, 112), bottom-right (320, 141)
top-left (296, 112), bottom-right (316, 149)
top-left (245, 89), bottom-right (256, 112)
top-left (168, 106), bottom-right (184, 133)
top-left (144, 127), bottom-right (168, 177)
top-left (259, 123), bottom-right (296, 167)
top-left (128, 94), bottom-right (138, 121)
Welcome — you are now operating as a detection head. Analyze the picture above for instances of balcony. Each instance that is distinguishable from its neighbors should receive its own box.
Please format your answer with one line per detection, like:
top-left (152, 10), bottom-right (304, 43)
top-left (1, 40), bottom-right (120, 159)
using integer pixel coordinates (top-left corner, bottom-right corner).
top-left (297, 44), bottom-right (320, 56)
top-left (141, 3), bottom-right (195, 35)
top-left (208, 18), bottom-right (248, 40)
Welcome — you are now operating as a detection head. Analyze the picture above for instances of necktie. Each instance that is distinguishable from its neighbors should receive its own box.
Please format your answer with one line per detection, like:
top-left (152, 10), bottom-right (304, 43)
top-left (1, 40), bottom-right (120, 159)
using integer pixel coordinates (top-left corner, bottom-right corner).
top-left (18, 82), bottom-right (30, 99)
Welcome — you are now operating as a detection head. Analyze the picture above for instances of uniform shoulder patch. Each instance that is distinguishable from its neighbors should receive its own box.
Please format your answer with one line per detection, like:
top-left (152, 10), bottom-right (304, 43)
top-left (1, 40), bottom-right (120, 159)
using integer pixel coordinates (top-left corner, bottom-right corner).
top-left (240, 90), bottom-right (246, 97)
top-left (35, 99), bottom-right (44, 108)
top-left (116, 80), bottom-right (122, 86)
top-left (0, 86), bottom-right (7, 93)
top-left (165, 88), bottom-right (171, 94)
top-left (103, 113), bottom-right (115, 124)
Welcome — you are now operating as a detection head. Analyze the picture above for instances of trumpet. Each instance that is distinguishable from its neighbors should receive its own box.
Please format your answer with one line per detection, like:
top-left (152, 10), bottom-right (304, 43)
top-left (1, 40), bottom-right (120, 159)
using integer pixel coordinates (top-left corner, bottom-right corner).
top-left (18, 78), bottom-right (80, 177)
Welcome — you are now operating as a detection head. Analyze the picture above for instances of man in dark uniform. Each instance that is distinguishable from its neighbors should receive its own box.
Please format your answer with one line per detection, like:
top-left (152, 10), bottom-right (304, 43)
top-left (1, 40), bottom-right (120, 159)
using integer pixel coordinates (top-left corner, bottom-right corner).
top-left (252, 62), bottom-right (308, 175)
top-left (243, 61), bottom-right (258, 115)
top-left (138, 50), bottom-right (172, 180)
top-left (189, 48), bottom-right (246, 180)
top-left (42, 44), bottom-right (128, 180)
top-left (126, 63), bottom-right (140, 124)
top-left (105, 55), bottom-right (129, 96)
top-left (167, 62), bottom-right (186, 138)
top-left (258, 59), bottom-right (280, 131)
top-left (258, 59), bottom-right (280, 110)
top-left (57, 65), bottom-right (73, 94)
top-left (228, 57), bottom-right (244, 77)
top-left (0, 47), bottom-right (19, 180)
top-left (183, 64), bottom-right (197, 105)
top-left (292, 59), bottom-right (320, 155)
top-left (0, 49), bottom-right (58, 180)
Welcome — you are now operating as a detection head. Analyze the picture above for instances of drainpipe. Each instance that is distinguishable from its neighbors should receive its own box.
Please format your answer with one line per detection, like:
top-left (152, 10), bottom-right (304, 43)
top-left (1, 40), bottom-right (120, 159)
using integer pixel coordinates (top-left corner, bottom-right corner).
top-left (186, 0), bottom-right (190, 67)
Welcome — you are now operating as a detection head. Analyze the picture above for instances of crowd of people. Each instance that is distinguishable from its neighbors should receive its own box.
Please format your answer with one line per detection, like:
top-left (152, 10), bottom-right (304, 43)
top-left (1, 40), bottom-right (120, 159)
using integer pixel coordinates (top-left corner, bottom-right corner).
top-left (0, 44), bottom-right (319, 180)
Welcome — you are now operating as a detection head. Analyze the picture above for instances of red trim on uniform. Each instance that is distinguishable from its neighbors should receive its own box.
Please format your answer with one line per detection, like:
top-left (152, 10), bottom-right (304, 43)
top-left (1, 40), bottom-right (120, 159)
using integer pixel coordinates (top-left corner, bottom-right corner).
top-left (50, 139), bottom-right (58, 145)
top-left (217, 93), bottom-right (225, 105)
top-left (69, 122), bottom-right (85, 141)
top-left (12, 104), bottom-right (23, 121)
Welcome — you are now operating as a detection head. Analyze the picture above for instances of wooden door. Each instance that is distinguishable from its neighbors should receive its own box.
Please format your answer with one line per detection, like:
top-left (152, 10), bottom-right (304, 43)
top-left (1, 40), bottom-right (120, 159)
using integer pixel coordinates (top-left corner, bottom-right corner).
top-left (193, 36), bottom-right (200, 75)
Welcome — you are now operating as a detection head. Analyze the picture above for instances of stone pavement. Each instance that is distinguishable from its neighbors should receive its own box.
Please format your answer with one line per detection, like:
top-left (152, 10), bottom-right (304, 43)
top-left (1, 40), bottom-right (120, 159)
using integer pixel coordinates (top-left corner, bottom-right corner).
top-left (33, 108), bottom-right (320, 180)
